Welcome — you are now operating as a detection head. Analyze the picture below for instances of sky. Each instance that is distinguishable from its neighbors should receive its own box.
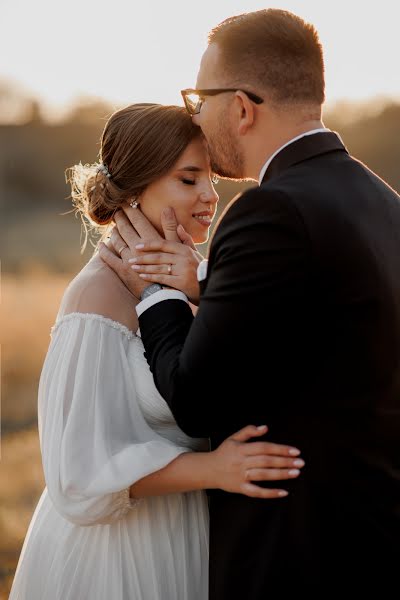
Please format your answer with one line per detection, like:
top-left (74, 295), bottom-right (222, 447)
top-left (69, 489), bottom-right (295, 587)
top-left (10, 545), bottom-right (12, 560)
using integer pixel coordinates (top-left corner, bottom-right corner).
top-left (1, 0), bottom-right (400, 118)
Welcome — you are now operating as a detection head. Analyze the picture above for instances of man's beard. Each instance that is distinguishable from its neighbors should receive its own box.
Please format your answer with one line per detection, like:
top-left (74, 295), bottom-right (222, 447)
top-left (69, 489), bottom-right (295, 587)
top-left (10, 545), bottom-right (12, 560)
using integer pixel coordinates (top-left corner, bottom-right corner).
top-left (207, 118), bottom-right (245, 181)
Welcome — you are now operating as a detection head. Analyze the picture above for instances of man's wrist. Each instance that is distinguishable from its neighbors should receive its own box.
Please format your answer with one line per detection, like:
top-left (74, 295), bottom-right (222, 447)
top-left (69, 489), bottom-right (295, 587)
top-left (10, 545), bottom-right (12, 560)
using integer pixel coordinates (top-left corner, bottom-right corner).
top-left (140, 283), bottom-right (163, 301)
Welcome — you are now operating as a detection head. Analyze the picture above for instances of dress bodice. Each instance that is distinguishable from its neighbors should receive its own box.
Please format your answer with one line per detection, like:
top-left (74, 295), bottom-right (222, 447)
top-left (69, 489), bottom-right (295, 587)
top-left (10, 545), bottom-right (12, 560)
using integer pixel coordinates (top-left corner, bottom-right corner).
top-left (128, 331), bottom-right (208, 451)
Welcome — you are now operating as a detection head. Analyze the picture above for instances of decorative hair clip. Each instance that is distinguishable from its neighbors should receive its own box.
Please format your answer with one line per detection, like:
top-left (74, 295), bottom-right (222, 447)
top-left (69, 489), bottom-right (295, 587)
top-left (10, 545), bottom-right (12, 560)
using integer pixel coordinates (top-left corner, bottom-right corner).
top-left (96, 163), bottom-right (111, 178)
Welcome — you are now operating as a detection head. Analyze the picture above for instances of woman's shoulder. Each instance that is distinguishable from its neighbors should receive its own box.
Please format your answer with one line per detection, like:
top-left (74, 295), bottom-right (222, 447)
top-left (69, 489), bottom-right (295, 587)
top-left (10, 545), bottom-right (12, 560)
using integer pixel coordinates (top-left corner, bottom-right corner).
top-left (57, 253), bottom-right (139, 334)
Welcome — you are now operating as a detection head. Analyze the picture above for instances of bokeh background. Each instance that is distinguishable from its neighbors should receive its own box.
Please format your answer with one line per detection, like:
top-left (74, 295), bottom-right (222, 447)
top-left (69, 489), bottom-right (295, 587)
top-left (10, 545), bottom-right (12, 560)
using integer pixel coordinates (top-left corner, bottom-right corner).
top-left (1, 0), bottom-right (400, 596)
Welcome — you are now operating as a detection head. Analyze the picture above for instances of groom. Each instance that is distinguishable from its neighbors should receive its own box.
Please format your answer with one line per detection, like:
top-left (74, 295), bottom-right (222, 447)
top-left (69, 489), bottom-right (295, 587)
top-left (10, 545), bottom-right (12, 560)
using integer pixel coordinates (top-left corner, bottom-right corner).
top-left (100, 9), bottom-right (400, 597)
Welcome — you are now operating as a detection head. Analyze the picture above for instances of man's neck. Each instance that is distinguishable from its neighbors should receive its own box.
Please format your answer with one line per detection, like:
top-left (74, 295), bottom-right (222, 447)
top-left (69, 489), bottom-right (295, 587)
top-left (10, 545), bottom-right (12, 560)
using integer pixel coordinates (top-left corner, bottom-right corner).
top-left (246, 119), bottom-right (325, 181)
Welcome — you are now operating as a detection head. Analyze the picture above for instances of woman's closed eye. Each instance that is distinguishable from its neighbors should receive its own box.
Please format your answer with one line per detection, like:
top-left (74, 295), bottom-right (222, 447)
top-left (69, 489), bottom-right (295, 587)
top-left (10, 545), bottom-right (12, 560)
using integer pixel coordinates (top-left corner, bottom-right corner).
top-left (181, 178), bottom-right (196, 186)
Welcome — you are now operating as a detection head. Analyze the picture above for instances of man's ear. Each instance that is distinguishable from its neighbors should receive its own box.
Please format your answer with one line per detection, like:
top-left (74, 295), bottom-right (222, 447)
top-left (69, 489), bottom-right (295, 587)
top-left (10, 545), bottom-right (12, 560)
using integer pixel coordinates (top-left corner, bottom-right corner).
top-left (234, 91), bottom-right (255, 136)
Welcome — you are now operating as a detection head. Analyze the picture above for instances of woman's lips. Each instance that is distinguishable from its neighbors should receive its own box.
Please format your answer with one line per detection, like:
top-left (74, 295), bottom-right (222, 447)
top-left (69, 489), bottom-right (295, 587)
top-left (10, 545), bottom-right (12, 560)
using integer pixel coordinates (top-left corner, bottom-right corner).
top-left (192, 212), bottom-right (213, 227)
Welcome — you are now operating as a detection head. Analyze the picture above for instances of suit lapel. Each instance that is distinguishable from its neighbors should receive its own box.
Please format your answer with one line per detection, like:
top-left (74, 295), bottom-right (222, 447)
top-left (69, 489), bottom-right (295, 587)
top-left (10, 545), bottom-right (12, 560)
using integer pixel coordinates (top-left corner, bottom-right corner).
top-left (262, 131), bottom-right (348, 184)
top-left (201, 131), bottom-right (348, 295)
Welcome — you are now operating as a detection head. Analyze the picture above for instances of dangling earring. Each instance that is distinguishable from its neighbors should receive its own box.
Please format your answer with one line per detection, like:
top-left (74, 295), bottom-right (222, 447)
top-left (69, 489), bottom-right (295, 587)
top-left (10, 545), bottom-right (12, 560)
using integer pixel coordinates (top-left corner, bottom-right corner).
top-left (129, 197), bottom-right (139, 209)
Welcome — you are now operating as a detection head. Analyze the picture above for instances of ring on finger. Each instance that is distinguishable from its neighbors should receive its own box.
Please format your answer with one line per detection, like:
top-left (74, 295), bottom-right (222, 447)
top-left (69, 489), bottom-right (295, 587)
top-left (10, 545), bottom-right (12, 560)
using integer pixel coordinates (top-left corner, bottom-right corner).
top-left (119, 245), bottom-right (128, 255)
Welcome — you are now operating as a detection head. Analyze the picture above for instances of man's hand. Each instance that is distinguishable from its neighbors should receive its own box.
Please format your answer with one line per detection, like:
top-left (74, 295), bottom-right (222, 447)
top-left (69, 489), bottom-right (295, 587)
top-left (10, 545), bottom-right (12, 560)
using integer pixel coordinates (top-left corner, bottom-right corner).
top-left (98, 207), bottom-right (161, 299)
top-left (98, 204), bottom-right (201, 302)
top-left (128, 227), bottom-right (203, 304)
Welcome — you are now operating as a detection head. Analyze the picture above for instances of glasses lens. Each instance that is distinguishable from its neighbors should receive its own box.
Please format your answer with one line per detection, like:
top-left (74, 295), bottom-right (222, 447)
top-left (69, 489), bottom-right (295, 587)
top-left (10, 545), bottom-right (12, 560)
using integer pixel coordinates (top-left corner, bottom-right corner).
top-left (185, 92), bottom-right (201, 115)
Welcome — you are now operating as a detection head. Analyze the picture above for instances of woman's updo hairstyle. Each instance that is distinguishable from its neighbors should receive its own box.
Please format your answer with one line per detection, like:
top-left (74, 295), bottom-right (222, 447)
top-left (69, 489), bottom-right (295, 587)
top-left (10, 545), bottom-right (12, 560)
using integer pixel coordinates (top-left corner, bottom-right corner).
top-left (67, 103), bottom-right (201, 250)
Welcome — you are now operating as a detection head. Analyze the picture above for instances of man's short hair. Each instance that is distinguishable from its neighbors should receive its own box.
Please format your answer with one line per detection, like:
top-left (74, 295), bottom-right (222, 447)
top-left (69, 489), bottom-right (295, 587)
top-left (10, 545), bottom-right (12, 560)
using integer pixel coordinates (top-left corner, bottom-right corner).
top-left (209, 9), bottom-right (325, 106)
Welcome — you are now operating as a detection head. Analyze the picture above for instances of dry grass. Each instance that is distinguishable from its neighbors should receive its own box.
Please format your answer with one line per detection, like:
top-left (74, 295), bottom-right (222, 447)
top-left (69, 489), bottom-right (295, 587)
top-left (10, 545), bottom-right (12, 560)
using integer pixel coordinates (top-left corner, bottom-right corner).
top-left (1, 272), bottom-right (72, 428)
top-left (0, 428), bottom-right (44, 599)
top-left (0, 273), bottom-right (73, 597)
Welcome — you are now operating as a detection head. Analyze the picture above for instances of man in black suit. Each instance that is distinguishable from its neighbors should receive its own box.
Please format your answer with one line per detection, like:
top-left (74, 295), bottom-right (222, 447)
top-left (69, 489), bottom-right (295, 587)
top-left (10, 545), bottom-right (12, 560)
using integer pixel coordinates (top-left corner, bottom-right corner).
top-left (100, 9), bottom-right (400, 597)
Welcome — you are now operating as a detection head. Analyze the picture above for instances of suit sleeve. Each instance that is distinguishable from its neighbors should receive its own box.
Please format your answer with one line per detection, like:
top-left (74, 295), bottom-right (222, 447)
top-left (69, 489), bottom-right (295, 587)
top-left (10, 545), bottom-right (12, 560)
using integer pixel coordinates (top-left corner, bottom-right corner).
top-left (138, 188), bottom-right (311, 438)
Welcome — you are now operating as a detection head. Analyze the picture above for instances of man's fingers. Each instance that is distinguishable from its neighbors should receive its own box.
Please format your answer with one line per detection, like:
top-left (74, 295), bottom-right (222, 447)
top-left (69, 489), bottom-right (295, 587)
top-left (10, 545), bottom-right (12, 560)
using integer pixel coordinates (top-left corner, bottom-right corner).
top-left (98, 242), bottom-right (123, 274)
top-left (177, 224), bottom-right (196, 250)
top-left (122, 204), bottom-right (161, 240)
top-left (104, 229), bottom-right (120, 257)
top-left (114, 211), bottom-right (141, 248)
top-left (161, 207), bottom-right (180, 242)
top-left (110, 226), bottom-right (129, 255)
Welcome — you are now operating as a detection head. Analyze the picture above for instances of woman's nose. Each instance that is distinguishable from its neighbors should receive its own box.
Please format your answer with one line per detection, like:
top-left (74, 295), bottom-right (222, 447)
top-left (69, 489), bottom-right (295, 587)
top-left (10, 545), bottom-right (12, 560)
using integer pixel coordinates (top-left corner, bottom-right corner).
top-left (200, 186), bottom-right (219, 205)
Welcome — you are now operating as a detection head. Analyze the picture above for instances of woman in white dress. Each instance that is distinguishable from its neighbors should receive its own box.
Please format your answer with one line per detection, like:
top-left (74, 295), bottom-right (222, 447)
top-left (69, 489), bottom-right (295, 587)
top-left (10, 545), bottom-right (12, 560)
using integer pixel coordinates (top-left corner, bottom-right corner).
top-left (9, 104), bottom-right (304, 600)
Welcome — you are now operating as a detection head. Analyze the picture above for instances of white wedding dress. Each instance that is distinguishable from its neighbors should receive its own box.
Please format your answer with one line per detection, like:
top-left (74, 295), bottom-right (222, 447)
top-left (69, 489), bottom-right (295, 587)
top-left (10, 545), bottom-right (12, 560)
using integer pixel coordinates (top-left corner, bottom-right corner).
top-left (9, 257), bottom-right (209, 600)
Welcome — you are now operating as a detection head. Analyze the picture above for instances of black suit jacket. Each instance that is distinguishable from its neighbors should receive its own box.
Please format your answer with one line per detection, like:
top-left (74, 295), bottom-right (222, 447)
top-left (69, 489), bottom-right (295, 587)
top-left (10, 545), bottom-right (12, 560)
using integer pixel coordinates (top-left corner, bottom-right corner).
top-left (138, 132), bottom-right (400, 596)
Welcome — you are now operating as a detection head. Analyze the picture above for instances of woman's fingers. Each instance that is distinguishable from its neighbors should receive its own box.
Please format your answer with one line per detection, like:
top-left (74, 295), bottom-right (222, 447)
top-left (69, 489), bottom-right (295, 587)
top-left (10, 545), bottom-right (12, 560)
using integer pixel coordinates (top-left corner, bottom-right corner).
top-left (245, 467), bottom-right (301, 481)
top-left (229, 425), bottom-right (268, 443)
top-left (240, 483), bottom-right (289, 499)
top-left (135, 239), bottom-right (189, 254)
top-left (244, 441), bottom-right (301, 457)
top-left (246, 454), bottom-right (305, 470)
top-left (132, 264), bottom-right (175, 275)
top-left (129, 252), bottom-right (177, 266)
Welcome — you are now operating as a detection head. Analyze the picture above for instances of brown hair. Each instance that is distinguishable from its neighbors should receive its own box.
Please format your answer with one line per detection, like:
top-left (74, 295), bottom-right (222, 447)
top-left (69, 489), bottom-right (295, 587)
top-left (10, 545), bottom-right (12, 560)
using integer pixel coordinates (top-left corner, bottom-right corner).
top-left (208, 9), bottom-right (325, 106)
top-left (67, 103), bottom-right (201, 249)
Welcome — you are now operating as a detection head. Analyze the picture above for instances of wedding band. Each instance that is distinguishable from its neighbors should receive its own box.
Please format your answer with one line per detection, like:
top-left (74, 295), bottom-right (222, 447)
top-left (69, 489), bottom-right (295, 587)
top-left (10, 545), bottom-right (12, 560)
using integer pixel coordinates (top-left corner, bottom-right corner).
top-left (167, 264), bottom-right (172, 275)
top-left (119, 245), bottom-right (128, 255)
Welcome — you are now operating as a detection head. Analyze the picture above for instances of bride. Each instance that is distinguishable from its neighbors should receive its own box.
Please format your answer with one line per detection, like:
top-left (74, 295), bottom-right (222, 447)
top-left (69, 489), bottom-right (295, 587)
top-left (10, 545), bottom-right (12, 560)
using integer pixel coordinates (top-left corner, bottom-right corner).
top-left (9, 103), bottom-right (304, 600)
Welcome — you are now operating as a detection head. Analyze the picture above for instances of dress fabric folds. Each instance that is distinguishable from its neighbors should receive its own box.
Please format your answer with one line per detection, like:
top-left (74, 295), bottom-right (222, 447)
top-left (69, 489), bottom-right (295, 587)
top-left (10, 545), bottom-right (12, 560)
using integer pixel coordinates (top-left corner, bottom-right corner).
top-left (9, 313), bottom-right (209, 600)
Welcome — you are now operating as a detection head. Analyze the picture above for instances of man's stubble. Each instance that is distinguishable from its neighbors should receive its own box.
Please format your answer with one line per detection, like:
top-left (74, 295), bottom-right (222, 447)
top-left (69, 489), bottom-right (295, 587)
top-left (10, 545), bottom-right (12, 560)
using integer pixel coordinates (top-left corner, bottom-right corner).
top-left (206, 111), bottom-right (246, 181)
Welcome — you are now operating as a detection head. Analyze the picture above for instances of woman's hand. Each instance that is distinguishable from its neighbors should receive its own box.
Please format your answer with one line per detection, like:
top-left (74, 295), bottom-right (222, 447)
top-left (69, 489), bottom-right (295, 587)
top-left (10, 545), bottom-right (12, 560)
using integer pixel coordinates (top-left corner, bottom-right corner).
top-left (129, 224), bottom-right (203, 304)
top-left (208, 425), bottom-right (304, 499)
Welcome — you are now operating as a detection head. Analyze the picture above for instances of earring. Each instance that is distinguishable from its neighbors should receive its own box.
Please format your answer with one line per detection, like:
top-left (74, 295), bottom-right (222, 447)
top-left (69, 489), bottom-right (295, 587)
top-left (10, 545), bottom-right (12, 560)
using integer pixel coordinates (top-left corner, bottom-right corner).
top-left (129, 197), bottom-right (139, 209)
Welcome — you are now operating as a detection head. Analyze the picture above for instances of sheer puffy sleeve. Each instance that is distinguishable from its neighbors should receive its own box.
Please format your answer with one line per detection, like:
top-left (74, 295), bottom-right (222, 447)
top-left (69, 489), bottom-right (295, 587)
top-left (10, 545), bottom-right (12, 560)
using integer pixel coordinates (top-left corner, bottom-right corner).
top-left (38, 313), bottom-right (190, 526)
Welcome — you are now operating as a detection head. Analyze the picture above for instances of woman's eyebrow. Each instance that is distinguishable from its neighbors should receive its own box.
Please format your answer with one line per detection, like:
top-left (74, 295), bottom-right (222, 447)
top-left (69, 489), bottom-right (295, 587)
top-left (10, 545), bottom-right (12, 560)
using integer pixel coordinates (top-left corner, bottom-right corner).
top-left (176, 166), bottom-right (203, 172)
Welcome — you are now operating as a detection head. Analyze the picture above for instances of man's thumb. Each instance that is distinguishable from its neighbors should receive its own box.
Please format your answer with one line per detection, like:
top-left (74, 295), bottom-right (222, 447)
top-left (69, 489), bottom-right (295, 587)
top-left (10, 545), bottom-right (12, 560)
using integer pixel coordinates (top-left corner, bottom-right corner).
top-left (177, 224), bottom-right (196, 249)
top-left (161, 207), bottom-right (180, 242)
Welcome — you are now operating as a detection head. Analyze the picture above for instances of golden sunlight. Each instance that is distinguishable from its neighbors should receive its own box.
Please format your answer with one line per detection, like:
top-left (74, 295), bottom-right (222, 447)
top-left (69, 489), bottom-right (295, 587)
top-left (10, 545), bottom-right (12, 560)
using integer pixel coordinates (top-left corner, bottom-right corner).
top-left (1, 0), bottom-right (399, 121)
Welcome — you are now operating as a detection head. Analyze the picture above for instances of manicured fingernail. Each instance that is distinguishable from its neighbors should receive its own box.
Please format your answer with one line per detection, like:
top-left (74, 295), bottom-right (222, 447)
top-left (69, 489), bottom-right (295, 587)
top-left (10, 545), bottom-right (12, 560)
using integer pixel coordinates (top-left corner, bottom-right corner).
top-left (257, 425), bottom-right (267, 430)
top-left (131, 265), bottom-right (141, 270)
top-left (139, 274), bottom-right (148, 278)
top-left (293, 459), bottom-right (305, 467)
top-left (288, 469), bottom-right (300, 476)
top-left (135, 244), bottom-right (144, 249)
top-left (288, 448), bottom-right (301, 456)
top-left (278, 490), bottom-right (288, 497)
top-left (128, 258), bottom-right (137, 263)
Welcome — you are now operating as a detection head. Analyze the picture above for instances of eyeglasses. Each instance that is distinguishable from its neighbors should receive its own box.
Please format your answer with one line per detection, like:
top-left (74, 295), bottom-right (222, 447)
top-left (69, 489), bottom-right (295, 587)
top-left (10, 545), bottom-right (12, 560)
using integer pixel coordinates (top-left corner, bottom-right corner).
top-left (181, 88), bottom-right (264, 116)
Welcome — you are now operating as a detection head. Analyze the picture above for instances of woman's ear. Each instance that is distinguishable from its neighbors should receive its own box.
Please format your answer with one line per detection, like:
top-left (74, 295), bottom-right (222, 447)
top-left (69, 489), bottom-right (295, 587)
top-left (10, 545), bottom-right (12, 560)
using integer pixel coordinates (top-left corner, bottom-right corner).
top-left (235, 91), bottom-right (255, 136)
